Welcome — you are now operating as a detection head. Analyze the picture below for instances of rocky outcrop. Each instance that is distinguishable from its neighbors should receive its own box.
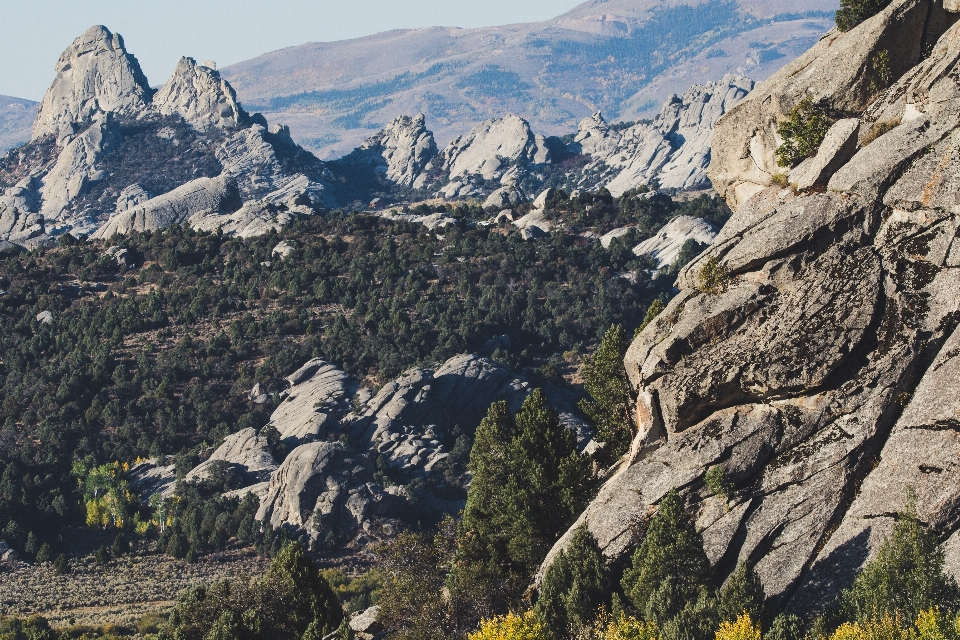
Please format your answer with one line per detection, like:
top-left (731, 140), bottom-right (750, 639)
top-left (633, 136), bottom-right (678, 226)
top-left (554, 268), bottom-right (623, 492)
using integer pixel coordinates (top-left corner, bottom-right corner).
top-left (632, 215), bottom-right (718, 268)
top-left (153, 57), bottom-right (246, 131)
top-left (33, 26), bottom-right (152, 141)
top-left (710, 0), bottom-right (959, 210)
top-left (574, 75), bottom-right (753, 195)
top-left (213, 354), bottom-right (592, 547)
top-left (0, 25), bottom-right (332, 246)
top-left (541, 8), bottom-right (960, 616)
top-left (434, 115), bottom-right (550, 198)
top-left (356, 114), bottom-right (437, 188)
top-left (266, 358), bottom-right (354, 444)
top-left (91, 175), bottom-right (241, 238)
top-left (185, 427), bottom-right (278, 486)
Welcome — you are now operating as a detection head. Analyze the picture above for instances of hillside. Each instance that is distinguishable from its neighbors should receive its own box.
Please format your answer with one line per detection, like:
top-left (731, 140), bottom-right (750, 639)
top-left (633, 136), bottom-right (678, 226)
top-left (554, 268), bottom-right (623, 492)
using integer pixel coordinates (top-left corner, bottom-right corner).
top-left (220, 0), bottom-right (838, 158)
top-left (0, 95), bottom-right (37, 152)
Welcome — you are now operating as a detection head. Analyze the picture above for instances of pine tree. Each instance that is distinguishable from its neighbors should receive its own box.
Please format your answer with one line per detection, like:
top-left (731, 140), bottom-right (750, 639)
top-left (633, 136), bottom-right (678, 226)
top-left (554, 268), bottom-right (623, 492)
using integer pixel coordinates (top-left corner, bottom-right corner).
top-left (454, 390), bottom-right (594, 599)
top-left (837, 498), bottom-right (960, 622)
top-left (579, 324), bottom-right (636, 466)
top-left (621, 490), bottom-right (712, 622)
top-left (266, 541), bottom-right (345, 636)
top-left (535, 524), bottom-right (608, 638)
top-left (717, 562), bottom-right (765, 624)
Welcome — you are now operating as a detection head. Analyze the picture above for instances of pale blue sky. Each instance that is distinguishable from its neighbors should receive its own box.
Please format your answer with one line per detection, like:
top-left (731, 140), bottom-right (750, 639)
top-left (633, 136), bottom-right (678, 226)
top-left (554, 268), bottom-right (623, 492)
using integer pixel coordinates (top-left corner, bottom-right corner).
top-left (2, 0), bottom-right (585, 100)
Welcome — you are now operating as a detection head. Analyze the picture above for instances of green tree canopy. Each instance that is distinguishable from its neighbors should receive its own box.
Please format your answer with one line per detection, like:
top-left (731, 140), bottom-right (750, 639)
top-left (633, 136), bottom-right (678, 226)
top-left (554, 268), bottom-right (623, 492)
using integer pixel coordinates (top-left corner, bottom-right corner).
top-left (579, 324), bottom-right (637, 466)
top-left (534, 524), bottom-right (608, 638)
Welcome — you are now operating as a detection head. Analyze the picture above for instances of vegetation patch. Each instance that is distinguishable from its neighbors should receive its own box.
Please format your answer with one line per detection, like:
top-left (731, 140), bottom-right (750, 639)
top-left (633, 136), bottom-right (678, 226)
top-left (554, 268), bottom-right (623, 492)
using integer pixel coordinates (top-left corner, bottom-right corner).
top-left (776, 96), bottom-right (833, 168)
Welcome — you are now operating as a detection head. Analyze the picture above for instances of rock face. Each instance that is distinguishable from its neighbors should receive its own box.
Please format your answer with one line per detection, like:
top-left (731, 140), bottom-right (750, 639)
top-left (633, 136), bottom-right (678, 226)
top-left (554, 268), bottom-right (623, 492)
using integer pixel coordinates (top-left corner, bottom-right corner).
top-left (357, 114), bottom-right (437, 188)
top-left (191, 353), bottom-right (591, 548)
top-left (0, 25), bottom-right (332, 246)
top-left (153, 57), bottom-right (246, 131)
top-left (573, 76), bottom-right (754, 194)
top-left (632, 215), bottom-right (718, 268)
top-left (32, 25), bottom-right (152, 141)
top-left (91, 176), bottom-right (242, 238)
top-left (185, 428), bottom-right (278, 486)
top-left (710, 0), bottom-right (958, 210)
top-left (541, 8), bottom-right (960, 617)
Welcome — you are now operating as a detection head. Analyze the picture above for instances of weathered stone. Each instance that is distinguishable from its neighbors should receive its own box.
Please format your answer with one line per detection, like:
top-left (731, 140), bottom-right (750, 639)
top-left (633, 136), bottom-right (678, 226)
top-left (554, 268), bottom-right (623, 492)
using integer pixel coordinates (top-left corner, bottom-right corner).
top-left (33, 25), bottom-right (152, 140)
top-left (632, 215), bottom-right (717, 268)
top-left (268, 358), bottom-right (353, 444)
top-left (355, 114), bottom-right (437, 188)
top-left (153, 57), bottom-right (246, 131)
top-left (185, 427), bottom-right (278, 486)
top-left (709, 0), bottom-right (955, 209)
top-left (790, 118), bottom-right (860, 190)
top-left (439, 115), bottom-right (550, 183)
top-left (91, 175), bottom-right (242, 238)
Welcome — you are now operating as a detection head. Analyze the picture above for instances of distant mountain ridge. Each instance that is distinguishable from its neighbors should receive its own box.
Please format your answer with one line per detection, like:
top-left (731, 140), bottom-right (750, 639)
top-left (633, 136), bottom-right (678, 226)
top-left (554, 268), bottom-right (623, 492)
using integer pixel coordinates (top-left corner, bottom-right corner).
top-left (0, 95), bottom-right (37, 153)
top-left (221, 0), bottom-right (838, 158)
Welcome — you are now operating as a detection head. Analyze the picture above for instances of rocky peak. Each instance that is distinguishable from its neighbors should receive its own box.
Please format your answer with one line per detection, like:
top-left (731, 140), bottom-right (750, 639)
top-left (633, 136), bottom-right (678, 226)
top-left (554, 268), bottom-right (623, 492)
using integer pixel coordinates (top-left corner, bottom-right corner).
top-left (440, 114), bottom-right (550, 182)
top-left (32, 25), bottom-right (152, 141)
top-left (153, 56), bottom-right (247, 131)
top-left (359, 114), bottom-right (438, 188)
top-left (572, 74), bottom-right (753, 194)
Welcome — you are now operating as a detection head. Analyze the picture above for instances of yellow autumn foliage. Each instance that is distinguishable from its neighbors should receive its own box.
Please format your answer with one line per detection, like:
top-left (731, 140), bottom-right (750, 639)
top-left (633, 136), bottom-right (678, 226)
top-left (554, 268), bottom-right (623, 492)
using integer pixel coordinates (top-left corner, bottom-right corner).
top-left (715, 613), bottom-right (761, 640)
top-left (469, 612), bottom-right (547, 640)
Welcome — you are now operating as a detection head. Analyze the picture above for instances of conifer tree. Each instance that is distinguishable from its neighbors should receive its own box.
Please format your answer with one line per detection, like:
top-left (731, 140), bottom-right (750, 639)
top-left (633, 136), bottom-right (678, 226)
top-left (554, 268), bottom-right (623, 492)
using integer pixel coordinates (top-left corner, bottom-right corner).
top-left (579, 324), bottom-right (636, 466)
top-left (621, 490), bottom-right (712, 622)
top-left (535, 524), bottom-right (608, 638)
top-left (717, 562), bottom-right (765, 624)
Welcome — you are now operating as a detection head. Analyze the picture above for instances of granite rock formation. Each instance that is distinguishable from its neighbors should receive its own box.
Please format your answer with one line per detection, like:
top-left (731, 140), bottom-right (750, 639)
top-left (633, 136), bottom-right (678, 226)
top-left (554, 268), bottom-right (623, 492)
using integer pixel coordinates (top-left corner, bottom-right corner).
top-left (153, 57), bottom-right (246, 131)
top-left (540, 0), bottom-right (960, 617)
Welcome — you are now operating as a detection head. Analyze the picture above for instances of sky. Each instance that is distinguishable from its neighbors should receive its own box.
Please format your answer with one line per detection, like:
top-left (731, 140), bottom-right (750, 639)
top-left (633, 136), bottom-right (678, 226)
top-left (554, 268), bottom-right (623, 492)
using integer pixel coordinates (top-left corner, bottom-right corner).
top-left (1, 0), bottom-right (585, 101)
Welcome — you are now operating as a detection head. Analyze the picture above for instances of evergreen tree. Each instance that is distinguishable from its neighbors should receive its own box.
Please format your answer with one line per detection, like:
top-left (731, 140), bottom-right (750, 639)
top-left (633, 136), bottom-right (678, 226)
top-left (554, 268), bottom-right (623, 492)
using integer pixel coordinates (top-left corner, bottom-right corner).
top-left (534, 524), bottom-right (608, 638)
top-left (717, 562), bottom-right (765, 624)
top-left (621, 490), bottom-right (712, 623)
top-left (266, 541), bottom-right (345, 636)
top-left (457, 391), bottom-right (592, 582)
top-left (837, 499), bottom-right (960, 623)
top-left (763, 614), bottom-right (803, 640)
top-left (579, 325), bottom-right (636, 466)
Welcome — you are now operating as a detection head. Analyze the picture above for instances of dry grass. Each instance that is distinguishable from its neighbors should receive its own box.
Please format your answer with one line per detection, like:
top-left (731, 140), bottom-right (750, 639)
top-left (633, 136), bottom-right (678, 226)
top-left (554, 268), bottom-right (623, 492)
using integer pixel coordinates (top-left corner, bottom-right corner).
top-left (861, 118), bottom-right (901, 147)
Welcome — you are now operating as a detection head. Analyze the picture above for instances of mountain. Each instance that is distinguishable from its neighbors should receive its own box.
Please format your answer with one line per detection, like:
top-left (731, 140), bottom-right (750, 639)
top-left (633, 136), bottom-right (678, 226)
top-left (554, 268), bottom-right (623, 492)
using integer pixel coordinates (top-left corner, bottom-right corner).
top-left (0, 23), bottom-right (751, 248)
top-left (221, 0), bottom-right (838, 159)
top-left (0, 95), bottom-right (37, 153)
top-left (541, 0), bottom-right (960, 616)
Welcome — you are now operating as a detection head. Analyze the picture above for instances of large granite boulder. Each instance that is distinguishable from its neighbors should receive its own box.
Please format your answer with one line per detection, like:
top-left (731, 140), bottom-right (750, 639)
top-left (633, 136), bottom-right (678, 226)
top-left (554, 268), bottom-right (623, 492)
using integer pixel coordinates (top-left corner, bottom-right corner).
top-left (32, 25), bottom-right (152, 141)
top-left (267, 358), bottom-right (354, 445)
top-left (91, 175), bottom-right (242, 238)
top-left (153, 57), bottom-right (246, 131)
top-left (540, 12), bottom-right (960, 617)
top-left (356, 114), bottom-right (438, 188)
top-left (438, 115), bottom-right (550, 185)
top-left (709, 0), bottom-right (959, 210)
top-left (632, 215), bottom-right (718, 268)
top-left (184, 427), bottom-right (278, 486)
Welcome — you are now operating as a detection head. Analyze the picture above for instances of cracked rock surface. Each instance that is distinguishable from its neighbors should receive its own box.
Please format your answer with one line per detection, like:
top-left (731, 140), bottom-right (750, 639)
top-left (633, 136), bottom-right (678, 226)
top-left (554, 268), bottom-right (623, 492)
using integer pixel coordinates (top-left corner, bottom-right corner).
top-left (541, 6), bottom-right (960, 617)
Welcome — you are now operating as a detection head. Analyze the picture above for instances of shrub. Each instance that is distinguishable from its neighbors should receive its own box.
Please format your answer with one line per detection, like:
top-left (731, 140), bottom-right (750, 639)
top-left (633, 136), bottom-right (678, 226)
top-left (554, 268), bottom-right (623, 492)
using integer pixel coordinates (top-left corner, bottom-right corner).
top-left (836, 0), bottom-right (894, 32)
top-left (860, 119), bottom-right (900, 147)
top-left (763, 614), bottom-right (803, 640)
top-left (697, 257), bottom-right (730, 295)
top-left (95, 546), bottom-right (111, 565)
top-left (53, 554), bottom-right (70, 575)
top-left (35, 543), bottom-right (52, 563)
top-left (771, 173), bottom-right (789, 188)
top-left (716, 563), bottom-right (764, 624)
top-left (715, 613), bottom-right (761, 640)
top-left (469, 612), bottom-right (547, 640)
top-left (704, 467), bottom-right (734, 502)
top-left (776, 97), bottom-right (833, 168)
top-left (534, 524), bottom-right (608, 637)
top-left (621, 490), bottom-right (712, 624)
top-left (112, 532), bottom-right (130, 556)
top-left (599, 614), bottom-right (660, 640)
top-left (637, 299), bottom-right (666, 335)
